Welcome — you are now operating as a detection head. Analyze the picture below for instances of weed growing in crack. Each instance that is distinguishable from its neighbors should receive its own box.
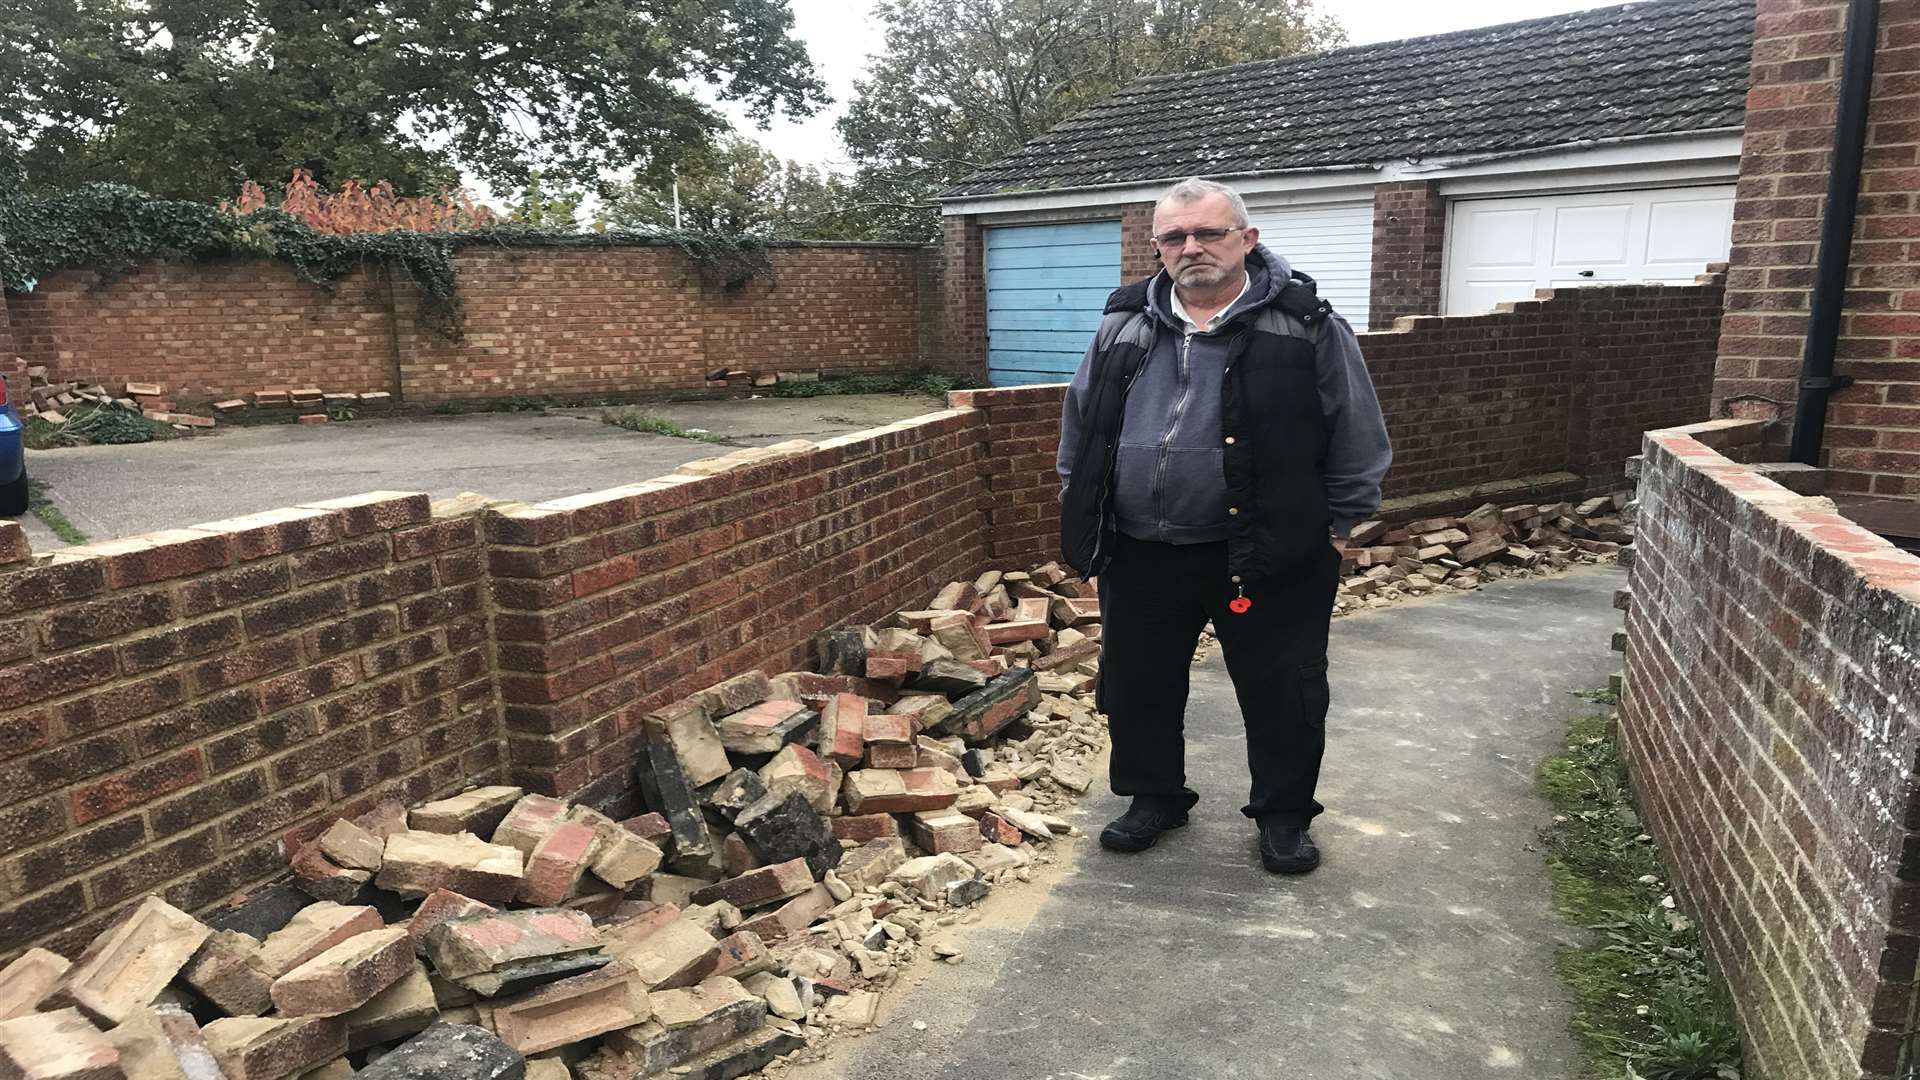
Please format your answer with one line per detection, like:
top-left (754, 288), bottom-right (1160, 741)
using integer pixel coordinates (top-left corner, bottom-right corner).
top-left (602, 408), bottom-right (732, 443)
top-left (1537, 707), bottom-right (1743, 1080)
top-left (26, 479), bottom-right (87, 543)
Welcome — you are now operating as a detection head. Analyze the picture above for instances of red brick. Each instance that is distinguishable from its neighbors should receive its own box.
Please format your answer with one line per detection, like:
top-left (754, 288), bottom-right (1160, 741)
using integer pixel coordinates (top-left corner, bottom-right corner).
top-left (69, 748), bottom-right (205, 825)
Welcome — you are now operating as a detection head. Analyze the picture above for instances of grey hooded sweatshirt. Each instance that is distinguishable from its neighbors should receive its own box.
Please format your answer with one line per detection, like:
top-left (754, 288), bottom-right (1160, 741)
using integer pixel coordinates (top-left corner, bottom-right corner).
top-left (1057, 244), bottom-right (1392, 542)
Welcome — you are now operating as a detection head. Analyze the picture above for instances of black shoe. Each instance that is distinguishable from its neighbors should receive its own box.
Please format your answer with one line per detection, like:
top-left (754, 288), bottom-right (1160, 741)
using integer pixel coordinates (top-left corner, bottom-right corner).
top-left (1259, 819), bottom-right (1321, 874)
top-left (1099, 796), bottom-right (1194, 853)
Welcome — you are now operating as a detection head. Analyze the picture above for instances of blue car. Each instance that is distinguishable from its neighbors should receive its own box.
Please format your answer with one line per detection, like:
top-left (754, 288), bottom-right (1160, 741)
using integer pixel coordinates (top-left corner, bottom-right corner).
top-left (0, 372), bottom-right (24, 517)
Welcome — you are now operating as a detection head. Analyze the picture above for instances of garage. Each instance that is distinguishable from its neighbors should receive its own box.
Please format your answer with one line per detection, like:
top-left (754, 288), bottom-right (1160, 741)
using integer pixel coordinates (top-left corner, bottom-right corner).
top-left (984, 222), bottom-right (1121, 386)
top-left (1246, 202), bottom-right (1373, 331)
top-left (1444, 186), bottom-right (1736, 316)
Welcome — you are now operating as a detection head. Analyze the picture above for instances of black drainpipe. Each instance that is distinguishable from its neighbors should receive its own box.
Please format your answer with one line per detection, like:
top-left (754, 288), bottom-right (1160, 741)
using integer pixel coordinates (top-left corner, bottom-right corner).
top-left (1787, 0), bottom-right (1879, 465)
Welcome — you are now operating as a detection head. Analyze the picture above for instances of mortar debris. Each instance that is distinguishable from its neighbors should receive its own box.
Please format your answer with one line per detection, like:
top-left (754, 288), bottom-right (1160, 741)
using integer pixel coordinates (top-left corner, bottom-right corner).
top-left (2, 560), bottom-right (1108, 1080)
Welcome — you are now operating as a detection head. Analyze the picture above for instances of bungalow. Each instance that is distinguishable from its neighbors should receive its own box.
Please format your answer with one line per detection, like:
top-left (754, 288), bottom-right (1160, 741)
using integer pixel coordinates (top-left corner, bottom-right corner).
top-left (940, 0), bottom-right (1755, 385)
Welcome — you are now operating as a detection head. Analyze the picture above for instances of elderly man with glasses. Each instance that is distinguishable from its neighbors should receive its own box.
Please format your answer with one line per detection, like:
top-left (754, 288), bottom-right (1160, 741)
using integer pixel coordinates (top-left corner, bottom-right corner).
top-left (1055, 177), bottom-right (1391, 874)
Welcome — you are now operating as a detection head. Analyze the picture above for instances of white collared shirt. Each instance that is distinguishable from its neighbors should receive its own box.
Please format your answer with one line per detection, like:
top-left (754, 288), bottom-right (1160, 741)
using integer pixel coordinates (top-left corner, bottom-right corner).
top-left (1169, 272), bottom-right (1252, 334)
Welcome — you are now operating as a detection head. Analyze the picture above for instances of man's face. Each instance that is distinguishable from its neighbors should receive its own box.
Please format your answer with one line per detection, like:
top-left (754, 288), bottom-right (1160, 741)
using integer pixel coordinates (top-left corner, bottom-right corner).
top-left (1152, 194), bottom-right (1258, 290)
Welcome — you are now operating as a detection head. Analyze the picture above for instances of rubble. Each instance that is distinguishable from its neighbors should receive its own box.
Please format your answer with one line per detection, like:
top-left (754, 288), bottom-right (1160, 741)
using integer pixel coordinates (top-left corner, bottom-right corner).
top-left (0, 556), bottom-right (1113, 1080)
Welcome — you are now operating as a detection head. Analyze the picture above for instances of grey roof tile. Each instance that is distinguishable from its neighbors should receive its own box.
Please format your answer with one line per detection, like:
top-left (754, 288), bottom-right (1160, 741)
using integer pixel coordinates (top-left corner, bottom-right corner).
top-left (945, 0), bottom-right (1753, 198)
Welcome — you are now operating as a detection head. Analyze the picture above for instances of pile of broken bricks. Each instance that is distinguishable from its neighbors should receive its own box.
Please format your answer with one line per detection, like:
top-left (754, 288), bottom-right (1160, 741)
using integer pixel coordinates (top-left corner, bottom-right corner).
top-left (216, 388), bottom-right (394, 424)
top-left (5, 366), bottom-right (217, 432)
top-left (0, 561), bottom-right (1108, 1080)
top-left (1331, 492), bottom-right (1636, 615)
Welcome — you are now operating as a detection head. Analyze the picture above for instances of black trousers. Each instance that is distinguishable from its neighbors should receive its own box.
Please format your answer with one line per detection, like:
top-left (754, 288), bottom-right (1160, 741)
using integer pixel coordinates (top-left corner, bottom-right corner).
top-left (1096, 533), bottom-right (1340, 826)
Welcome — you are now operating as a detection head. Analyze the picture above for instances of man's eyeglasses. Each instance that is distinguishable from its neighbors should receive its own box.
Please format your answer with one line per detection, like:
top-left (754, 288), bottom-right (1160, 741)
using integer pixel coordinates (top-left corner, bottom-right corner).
top-left (1152, 226), bottom-right (1243, 247)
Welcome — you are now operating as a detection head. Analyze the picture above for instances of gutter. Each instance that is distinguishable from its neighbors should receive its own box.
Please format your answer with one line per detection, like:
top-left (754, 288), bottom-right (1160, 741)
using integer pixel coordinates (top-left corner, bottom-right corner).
top-left (937, 127), bottom-right (1744, 208)
top-left (1788, 0), bottom-right (1878, 466)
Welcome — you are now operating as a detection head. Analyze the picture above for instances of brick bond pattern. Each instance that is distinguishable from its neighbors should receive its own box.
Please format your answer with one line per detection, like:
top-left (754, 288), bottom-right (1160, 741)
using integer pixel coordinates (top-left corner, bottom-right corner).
top-left (1712, 0), bottom-right (1920, 496)
top-left (1624, 420), bottom-right (1920, 1079)
top-left (4, 244), bottom-right (942, 403)
top-left (1369, 180), bottom-right (1447, 329)
top-left (0, 494), bottom-right (497, 960)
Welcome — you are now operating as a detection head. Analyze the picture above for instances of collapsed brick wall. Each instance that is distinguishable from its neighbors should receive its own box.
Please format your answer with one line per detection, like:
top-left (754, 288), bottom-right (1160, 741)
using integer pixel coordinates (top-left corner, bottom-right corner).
top-left (1623, 420), bottom-right (1920, 1080)
top-left (485, 410), bottom-right (992, 808)
top-left (1712, 0), bottom-right (1920, 496)
top-left (1, 242), bottom-right (942, 404)
top-left (1364, 276), bottom-right (1728, 499)
top-left (0, 392), bottom-right (1068, 962)
top-left (0, 494), bottom-right (501, 962)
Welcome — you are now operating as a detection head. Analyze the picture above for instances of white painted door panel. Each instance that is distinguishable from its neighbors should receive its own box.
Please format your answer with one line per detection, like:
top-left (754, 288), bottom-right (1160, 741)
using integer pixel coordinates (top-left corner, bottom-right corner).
top-left (1247, 202), bottom-right (1373, 331)
top-left (1445, 186), bottom-right (1734, 315)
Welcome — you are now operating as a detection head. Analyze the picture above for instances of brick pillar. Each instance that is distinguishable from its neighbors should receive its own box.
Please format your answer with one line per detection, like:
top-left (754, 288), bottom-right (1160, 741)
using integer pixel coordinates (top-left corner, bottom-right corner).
top-left (941, 215), bottom-right (987, 383)
top-left (1368, 181), bottom-right (1446, 328)
top-left (1712, 0), bottom-right (1920, 497)
top-left (1119, 202), bottom-right (1160, 283)
top-left (913, 245), bottom-right (947, 372)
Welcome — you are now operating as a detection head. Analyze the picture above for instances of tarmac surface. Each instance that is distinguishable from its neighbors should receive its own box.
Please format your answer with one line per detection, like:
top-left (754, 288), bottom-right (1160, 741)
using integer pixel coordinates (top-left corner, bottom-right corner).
top-left (14, 394), bottom-right (940, 550)
top-left (790, 567), bottom-right (1621, 1080)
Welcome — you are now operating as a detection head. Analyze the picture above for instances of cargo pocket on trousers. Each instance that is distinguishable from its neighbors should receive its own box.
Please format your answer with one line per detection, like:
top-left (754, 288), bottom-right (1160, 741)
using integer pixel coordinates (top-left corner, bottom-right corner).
top-left (1297, 658), bottom-right (1330, 726)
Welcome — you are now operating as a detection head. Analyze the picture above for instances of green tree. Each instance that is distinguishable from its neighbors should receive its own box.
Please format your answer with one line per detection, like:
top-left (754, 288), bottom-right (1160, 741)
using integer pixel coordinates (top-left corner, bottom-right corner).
top-left (838, 0), bottom-right (1346, 239)
top-left (0, 0), bottom-right (827, 200)
top-left (601, 135), bottom-right (865, 240)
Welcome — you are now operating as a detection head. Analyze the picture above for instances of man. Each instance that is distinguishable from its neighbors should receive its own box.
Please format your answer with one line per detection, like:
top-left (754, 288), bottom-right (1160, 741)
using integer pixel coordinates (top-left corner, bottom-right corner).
top-left (1056, 177), bottom-right (1390, 874)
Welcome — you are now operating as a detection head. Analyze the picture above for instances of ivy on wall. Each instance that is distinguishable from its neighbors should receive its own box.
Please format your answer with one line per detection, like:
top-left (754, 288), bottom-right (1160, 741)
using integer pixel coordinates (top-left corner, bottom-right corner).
top-left (0, 184), bottom-right (774, 340)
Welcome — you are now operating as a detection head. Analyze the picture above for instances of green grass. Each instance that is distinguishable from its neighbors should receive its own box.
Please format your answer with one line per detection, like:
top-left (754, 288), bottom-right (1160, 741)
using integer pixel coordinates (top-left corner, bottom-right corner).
top-left (762, 372), bottom-right (976, 399)
top-left (1537, 706), bottom-right (1743, 1080)
top-left (23, 407), bottom-right (179, 448)
top-left (26, 479), bottom-right (87, 544)
top-left (601, 408), bottom-right (732, 443)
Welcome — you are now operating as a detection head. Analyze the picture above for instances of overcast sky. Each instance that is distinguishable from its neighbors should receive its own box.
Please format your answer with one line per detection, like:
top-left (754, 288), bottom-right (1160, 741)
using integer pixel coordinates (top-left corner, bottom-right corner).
top-left (714, 0), bottom-right (1636, 170)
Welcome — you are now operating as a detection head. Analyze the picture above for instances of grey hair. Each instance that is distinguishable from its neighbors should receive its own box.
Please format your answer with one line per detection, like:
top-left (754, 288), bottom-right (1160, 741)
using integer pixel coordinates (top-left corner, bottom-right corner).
top-left (1156, 177), bottom-right (1250, 229)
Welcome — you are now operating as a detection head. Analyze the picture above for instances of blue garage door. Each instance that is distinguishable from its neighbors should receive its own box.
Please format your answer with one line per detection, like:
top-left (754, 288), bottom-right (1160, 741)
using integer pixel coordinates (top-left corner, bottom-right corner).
top-left (985, 221), bottom-right (1121, 386)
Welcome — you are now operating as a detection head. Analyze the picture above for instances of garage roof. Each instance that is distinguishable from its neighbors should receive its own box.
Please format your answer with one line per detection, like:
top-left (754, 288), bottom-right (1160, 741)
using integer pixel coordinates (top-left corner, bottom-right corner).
top-left (943, 0), bottom-right (1753, 199)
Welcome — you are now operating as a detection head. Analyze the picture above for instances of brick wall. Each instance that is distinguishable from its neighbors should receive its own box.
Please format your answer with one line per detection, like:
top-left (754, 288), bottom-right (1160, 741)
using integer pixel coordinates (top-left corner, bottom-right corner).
top-left (948, 385), bottom-right (1066, 570)
top-left (1711, 0), bottom-right (1920, 496)
top-left (942, 216), bottom-right (988, 381)
top-left (1119, 202), bottom-right (1160, 282)
top-left (1622, 419), bottom-right (1920, 1080)
top-left (0, 292), bottom-right (15, 362)
top-left (1369, 180), bottom-right (1447, 328)
top-left (1, 242), bottom-right (942, 404)
top-left (8, 261), bottom-right (399, 402)
top-left (0, 494), bottom-right (500, 961)
top-left (1366, 275), bottom-right (1728, 499)
top-left (484, 411), bottom-right (991, 807)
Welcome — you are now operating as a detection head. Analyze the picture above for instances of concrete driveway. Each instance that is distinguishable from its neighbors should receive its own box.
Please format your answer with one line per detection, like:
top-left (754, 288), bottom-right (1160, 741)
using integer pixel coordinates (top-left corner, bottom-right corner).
top-left (15, 394), bottom-right (943, 551)
top-left (791, 568), bottom-right (1621, 1080)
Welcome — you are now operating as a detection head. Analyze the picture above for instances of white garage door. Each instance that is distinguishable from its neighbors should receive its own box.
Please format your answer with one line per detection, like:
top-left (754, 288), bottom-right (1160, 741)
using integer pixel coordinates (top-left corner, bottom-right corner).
top-left (1247, 202), bottom-right (1372, 331)
top-left (1445, 186), bottom-right (1735, 315)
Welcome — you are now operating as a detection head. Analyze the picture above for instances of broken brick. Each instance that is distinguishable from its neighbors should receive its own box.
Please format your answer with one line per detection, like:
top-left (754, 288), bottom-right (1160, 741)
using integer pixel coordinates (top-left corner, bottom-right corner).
top-left (490, 794), bottom-right (569, 857)
top-left (405, 889), bottom-right (497, 956)
top-left (886, 853), bottom-right (978, 902)
top-left (734, 787), bottom-right (841, 878)
top-left (56, 896), bottom-right (211, 1026)
top-left (518, 820), bottom-right (599, 906)
top-left (937, 669), bottom-right (1039, 743)
top-left (257, 902), bottom-right (384, 979)
top-left (270, 927), bottom-right (413, 1016)
top-left (423, 908), bottom-right (604, 992)
top-left (756, 743), bottom-right (838, 815)
top-left (351, 1024), bottom-right (521, 1080)
top-left (714, 700), bottom-right (814, 756)
top-left (566, 806), bottom-right (664, 890)
top-left (830, 812), bottom-right (898, 844)
top-left (375, 831), bottom-right (523, 903)
top-left (180, 930), bottom-right (276, 1016)
top-left (688, 858), bottom-right (814, 911)
top-left (105, 1004), bottom-right (217, 1080)
top-left (834, 839), bottom-right (908, 890)
top-left (841, 767), bottom-right (960, 814)
top-left (488, 959), bottom-right (650, 1055)
top-left (202, 1016), bottom-right (347, 1080)
top-left (604, 917), bottom-right (718, 990)
top-left (344, 961), bottom-right (436, 1052)
top-left (735, 884), bottom-right (834, 946)
top-left (0, 948), bottom-right (69, 1021)
top-left (0, 1008), bottom-right (119, 1080)
top-left (695, 671), bottom-right (771, 718)
top-left (644, 699), bottom-right (730, 788)
top-left (657, 931), bottom-right (774, 990)
top-left (978, 811), bottom-right (1024, 847)
top-left (909, 809), bottom-right (984, 855)
top-left (636, 739), bottom-right (715, 872)
top-left (408, 785), bottom-right (524, 836)
top-left (814, 693), bottom-right (867, 768)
